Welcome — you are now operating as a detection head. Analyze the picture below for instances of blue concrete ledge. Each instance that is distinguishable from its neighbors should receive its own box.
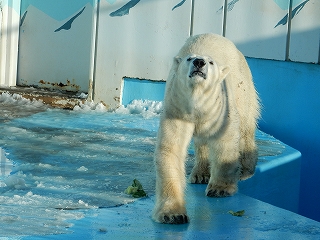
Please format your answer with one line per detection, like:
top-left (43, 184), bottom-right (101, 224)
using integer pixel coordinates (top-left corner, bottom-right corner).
top-left (239, 131), bottom-right (302, 213)
top-left (26, 184), bottom-right (320, 240)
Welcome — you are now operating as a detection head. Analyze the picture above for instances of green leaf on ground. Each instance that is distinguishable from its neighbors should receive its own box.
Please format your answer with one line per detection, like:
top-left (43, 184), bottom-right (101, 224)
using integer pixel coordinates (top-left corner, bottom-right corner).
top-left (228, 210), bottom-right (245, 217)
top-left (124, 179), bottom-right (147, 198)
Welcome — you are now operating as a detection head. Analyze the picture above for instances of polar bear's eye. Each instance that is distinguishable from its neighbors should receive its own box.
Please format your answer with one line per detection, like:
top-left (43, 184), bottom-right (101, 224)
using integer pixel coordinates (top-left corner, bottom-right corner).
top-left (209, 61), bottom-right (214, 65)
top-left (187, 57), bottom-right (192, 61)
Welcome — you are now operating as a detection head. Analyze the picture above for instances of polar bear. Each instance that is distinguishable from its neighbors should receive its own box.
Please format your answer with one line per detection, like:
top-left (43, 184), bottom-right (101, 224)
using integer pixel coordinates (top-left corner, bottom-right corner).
top-left (153, 33), bottom-right (260, 224)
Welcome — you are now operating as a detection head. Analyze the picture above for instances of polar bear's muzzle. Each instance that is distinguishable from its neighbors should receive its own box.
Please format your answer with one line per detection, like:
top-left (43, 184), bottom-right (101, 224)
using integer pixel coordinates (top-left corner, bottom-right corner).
top-left (189, 58), bottom-right (208, 79)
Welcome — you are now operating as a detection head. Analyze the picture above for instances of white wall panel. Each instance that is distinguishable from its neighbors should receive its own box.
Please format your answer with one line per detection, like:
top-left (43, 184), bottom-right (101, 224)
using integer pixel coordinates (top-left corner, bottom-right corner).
top-left (18, 2), bottom-right (95, 92)
top-left (192, 0), bottom-right (224, 36)
top-left (94, 0), bottom-right (192, 108)
top-left (0, 3), bottom-right (21, 87)
top-left (289, 0), bottom-right (320, 63)
top-left (225, 0), bottom-right (288, 60)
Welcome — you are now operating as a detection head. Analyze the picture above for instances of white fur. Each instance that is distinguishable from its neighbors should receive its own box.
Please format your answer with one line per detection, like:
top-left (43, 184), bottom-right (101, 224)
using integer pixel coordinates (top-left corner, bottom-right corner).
top-left (153, 33), bottom-right (260, 224)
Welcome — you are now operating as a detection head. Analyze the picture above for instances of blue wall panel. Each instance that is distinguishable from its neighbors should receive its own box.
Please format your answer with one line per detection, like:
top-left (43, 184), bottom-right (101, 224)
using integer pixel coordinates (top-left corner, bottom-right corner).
top-left (247, 58), bottom-right (320, 221)
top-left (122, 78), bottom-right (166, 105)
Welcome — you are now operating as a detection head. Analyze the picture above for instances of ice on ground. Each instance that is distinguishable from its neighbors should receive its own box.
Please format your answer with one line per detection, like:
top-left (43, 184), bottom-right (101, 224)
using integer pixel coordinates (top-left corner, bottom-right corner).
top-left (0, 94), bottom-right (284, 237)
top-left (0, 148), bottom-right (13, 177)
top-left (256, 131), bottom-right (286, 158)
top-left (4, 175), bottom-right (27, 190)
top-left (0, 98), bottom-right (164, 237)
top-left (0, 92), bottom-right (48, 122)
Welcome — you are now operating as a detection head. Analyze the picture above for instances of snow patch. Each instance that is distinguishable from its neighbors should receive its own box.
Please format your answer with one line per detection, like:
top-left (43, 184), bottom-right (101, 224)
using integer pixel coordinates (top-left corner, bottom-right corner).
top-left (0, 147), bottom-right (13, 177)
top-left (4, 175), bottom-right (27, 190)
top-left (77, 92), bottom-right (88, 99)
top-left (0, 92), bottom-right (48, 121)
top-left (73, 100), bottom-right (107, 112)
top-left (115, 99), bottom-right (163, 118)
top-left (0, 92), bottom-right (45, 108)
top-left (73, 99), bottom-right (163, 118)
top-left (77, 166), bottom-right (88, 172)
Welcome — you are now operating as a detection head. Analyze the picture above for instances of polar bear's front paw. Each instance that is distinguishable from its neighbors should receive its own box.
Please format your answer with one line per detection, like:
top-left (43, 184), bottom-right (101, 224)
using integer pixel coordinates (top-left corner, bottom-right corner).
top-left (153, 212), bottom-right (189, 224)
top-left (153, 200), bottom-right (189, 224)
top-left (153, 211), bottom-right (189, 224)
top-left (205, 183), bottom-right (237, 197)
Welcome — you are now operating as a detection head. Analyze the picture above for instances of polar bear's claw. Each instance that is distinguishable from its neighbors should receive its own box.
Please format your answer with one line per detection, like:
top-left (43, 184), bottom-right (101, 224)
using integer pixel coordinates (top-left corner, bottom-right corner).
top-left (154, 212), bottom-right (189, 224)
top-left (163, 214), bottom-right (189, 224)
top-left (190, 174), bottom-right (210, 184)
top-left (206, 189), bottom-right (230, 197)
top-left (206, 183), bottom-right (237, 198)
top-left (190, 164), bottom-right (210, 184)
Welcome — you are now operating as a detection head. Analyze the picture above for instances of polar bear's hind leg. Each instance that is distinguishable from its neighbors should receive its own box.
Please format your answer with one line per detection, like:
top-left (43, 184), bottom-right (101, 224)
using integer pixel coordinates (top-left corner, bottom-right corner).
top-left (239, 132), bottom-right (258, 180)
top-left (190, 138), bottom-right (211, 184)
top-left (205, 132), bottom-right (241, 197)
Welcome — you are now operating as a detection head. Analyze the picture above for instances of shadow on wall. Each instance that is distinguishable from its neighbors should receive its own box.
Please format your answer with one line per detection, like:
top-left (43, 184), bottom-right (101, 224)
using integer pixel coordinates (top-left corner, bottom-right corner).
top-left (236, 28), bottom-right (320, 63)
top-left (247, 57), bottom-right (320, 222)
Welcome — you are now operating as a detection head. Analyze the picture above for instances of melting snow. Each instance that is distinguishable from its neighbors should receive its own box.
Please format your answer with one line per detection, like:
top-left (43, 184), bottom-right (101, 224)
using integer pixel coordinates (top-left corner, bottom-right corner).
top-left (0, 93), bottom-right (162, 237)
top-left (0, 92), bottom-right (284, 237)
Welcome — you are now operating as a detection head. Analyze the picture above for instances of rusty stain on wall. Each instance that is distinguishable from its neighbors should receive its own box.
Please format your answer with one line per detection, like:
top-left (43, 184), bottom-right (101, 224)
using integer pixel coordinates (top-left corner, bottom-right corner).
top-left (38, 79), bottom-right (80, 92)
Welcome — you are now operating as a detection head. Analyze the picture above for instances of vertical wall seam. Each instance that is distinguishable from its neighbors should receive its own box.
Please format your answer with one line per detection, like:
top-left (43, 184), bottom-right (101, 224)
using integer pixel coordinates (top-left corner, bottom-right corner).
top-left (222, 0), bottom-right (228, 37)
top-left (285, 0), bottom-right (293, 61)
top-left (189, 0), bottom-right (195, 36)
top-left (318, 36), bottom-right (320, 64)
top-left (15, 3), bottom-right (21, 86)
top-left (91, 0), bottom-right (100, 101)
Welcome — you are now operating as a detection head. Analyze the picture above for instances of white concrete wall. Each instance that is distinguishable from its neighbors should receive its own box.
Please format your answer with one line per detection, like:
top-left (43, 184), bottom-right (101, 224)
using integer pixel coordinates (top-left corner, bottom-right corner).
top-left (17, 1), bottom-right (97, 92)
top-left (0, 0), bottom-right (319, 107)
top-left (93, 0), bottom-right (192, 108)
top-left (225, 0), bottom-right (288, 60)
top-left (289, 0), bottom-right (320, 63)
top-left (0, 1), bottom-right (21, 87)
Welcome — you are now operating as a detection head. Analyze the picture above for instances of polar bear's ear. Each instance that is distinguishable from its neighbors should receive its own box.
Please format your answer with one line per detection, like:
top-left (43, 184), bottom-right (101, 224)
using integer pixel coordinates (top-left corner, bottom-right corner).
top-left (220, 65), bottom-right (230, 81)
top-left (174, 56), bottom-right (182, 64)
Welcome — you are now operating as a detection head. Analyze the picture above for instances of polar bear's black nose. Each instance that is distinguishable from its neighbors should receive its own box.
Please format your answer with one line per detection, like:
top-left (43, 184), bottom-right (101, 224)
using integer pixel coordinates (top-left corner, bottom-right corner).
top-left (193, 58), bottom-right (206, 68)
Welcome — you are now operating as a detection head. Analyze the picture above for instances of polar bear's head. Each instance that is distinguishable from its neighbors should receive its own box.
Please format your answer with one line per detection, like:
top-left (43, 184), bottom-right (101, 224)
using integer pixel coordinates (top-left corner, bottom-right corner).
top-left (174, 54), bottom-right (230, 87)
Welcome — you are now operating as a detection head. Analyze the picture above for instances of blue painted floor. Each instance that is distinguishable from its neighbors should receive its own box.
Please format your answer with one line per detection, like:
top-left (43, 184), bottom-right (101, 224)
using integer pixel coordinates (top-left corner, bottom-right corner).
top-left (26, 185), bottom-right (320, 239)
top-left (1, 95), bottom-right (319, 239)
